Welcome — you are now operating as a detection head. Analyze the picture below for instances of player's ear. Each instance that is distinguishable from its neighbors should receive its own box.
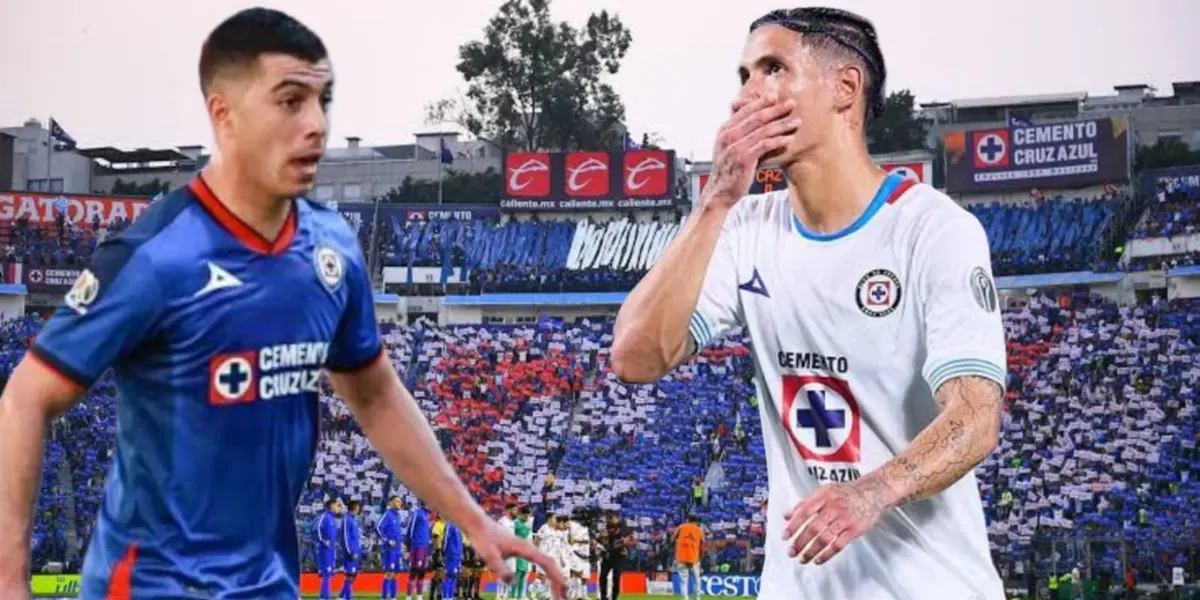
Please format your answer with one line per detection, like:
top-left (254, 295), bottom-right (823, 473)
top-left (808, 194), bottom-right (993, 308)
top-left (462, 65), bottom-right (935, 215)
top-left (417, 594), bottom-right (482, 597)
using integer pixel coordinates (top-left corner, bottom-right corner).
top-left (206, 90), bottom-right (232, 137)
top-left (831, 63), bottom-right (863, 117)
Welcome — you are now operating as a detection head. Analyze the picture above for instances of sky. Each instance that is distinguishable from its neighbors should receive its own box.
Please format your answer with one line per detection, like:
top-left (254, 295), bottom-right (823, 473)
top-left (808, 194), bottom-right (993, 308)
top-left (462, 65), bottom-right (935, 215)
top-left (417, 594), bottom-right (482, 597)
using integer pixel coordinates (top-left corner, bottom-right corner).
top-left (0, 0), bottom-right (1194, 161)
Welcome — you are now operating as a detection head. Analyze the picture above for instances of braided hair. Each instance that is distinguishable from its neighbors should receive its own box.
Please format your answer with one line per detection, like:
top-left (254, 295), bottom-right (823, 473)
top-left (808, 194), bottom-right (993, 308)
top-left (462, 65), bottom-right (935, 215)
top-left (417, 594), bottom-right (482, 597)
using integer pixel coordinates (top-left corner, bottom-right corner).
top-left (750, 7), bottom-right (887, 121)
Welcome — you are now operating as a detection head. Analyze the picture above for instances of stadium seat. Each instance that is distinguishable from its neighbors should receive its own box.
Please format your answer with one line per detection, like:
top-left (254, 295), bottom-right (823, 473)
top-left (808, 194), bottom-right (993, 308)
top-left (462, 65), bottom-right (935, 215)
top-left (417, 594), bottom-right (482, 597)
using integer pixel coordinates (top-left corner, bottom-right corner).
top-left (20, 288), bottom-right (1200, 580)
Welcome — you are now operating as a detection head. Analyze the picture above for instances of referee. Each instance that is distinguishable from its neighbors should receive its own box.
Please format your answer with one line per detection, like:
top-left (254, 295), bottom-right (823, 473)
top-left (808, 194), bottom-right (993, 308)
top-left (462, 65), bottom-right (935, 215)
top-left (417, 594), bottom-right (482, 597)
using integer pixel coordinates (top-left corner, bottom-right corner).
top-left (599, 512), bottom-right (632, 600)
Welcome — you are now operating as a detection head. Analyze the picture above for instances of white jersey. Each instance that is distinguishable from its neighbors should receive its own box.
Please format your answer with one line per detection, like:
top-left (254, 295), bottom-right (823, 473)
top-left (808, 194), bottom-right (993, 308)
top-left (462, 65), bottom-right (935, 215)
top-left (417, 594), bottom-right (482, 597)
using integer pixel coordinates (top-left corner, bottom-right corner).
top-left (567, 521), bottom-right (592, 571)
top-left (688, 176), bottom-right (1006, 600)
top-left (499, 516), bottom-right (516, 570)
top-left (499, 515), bottom-right (516, 534)
top-left (536, 524), bottom-right (571, 566)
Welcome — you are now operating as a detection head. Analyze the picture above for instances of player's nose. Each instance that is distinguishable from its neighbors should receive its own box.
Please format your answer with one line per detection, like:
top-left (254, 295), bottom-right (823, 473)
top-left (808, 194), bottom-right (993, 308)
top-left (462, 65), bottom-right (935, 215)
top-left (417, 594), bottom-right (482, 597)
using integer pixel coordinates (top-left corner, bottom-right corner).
top-left (301, 103), bottom-right (328, 142)
top-left (731, 83), bottom-right (774, 113)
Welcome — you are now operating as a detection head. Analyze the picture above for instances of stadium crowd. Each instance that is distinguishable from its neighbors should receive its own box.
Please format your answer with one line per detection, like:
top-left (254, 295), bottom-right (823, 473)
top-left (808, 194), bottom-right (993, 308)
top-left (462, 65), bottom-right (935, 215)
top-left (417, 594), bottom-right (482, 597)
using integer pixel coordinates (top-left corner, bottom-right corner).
top-left (1133, 179), bottom-right (1200, 240)
top-left (17, 283), bottom-right (1200, 586)
top-left (9, 180), bottom-right (1200, 598)
top-left (0, 189), bottom-right (1149, 289)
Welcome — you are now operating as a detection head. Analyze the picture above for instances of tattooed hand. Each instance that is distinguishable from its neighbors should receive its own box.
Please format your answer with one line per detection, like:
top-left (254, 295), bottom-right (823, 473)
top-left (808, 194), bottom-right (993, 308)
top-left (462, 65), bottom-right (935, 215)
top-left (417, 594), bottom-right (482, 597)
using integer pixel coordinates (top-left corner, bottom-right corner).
top-left (703, 93), bottom-right (799, 210)
top-left (780, 375), bottom-right (1004, 566)
top-left (780, 475), bottom-right (896, 565)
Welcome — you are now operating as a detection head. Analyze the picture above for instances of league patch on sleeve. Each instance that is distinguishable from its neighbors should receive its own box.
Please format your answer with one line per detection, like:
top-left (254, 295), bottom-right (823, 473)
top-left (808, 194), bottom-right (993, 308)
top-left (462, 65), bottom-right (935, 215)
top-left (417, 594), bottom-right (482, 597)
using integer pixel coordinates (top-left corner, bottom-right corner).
top-left (969, 266), bottom-right (998, 313)
top-left (64, 269), bottom-right (100, 315)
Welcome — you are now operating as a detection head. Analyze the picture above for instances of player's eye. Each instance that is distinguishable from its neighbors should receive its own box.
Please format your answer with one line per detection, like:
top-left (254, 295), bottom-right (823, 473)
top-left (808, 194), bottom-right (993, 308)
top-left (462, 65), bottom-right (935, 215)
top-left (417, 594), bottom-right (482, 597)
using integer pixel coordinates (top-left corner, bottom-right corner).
top-left (279, 96), bottom-right (303, 112)
top-left (320, 93), bottom-right (333, 111)
top-left (766, 61), bottom-right (785, 76)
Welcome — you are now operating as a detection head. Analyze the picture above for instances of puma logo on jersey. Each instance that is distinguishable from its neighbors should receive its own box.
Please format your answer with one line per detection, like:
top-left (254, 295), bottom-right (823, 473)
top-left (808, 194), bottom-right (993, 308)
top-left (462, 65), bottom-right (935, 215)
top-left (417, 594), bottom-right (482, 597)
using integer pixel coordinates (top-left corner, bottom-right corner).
top-left (194, 262), bottom-right (243, 298)
top-left (738, 268), bottom-right (770, 298)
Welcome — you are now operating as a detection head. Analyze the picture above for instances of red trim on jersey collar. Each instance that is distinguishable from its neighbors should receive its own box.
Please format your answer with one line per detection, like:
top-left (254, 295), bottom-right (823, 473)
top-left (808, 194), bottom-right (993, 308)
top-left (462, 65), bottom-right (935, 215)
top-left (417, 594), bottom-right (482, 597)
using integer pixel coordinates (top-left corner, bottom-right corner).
top-left (885, 178), bottom-right (917, 204)
top-left (188, 177), bottom-right (296, 256)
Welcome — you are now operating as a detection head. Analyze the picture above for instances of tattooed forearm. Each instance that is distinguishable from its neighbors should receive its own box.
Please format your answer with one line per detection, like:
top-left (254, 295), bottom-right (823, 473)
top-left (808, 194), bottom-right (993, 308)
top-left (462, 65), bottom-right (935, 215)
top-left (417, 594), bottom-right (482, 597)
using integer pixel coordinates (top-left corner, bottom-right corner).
top-left (864, 376), bottom-right (1003, 508)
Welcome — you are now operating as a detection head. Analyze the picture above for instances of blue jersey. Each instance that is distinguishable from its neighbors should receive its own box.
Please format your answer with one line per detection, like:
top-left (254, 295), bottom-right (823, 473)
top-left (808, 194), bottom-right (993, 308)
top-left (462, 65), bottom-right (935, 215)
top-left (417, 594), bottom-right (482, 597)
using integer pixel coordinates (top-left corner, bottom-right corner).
top-left (340, 513), bottom-right (361, 557)
top-left (317, 512), bottom-right (339, 552)
top-left (33, 179), bottom-right (382, 599)
top-left (442, 523), bottom-right (463, 562)
top-left (406, 507), bottom-right (432, 549)
top-left (377, 509), bottom-right (402, 549)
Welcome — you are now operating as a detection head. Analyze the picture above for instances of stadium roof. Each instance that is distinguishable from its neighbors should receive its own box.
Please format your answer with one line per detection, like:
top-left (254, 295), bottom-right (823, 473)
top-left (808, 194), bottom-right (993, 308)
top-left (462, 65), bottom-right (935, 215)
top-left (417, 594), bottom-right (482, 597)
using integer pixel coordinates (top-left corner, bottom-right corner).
top-left (1172, 81), bottom-right (1200, 96)
top-left (79, 146), bottom-right (190, 164)
top-left (950, 91), bottom-right (1087, 110)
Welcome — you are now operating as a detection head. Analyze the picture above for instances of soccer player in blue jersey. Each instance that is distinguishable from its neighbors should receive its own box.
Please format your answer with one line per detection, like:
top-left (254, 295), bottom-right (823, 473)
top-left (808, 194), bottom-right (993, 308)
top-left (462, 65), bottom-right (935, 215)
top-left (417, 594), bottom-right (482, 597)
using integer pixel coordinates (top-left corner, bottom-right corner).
top-left (407, 502), bottom-right (434, 600)
top-left (442, 522), bottom-right (465, 600)
top-left (0, 7), bottom-right (567, 600)
top-left (317, 500), bottom-right (343, 600)
top-left (378, 496), bottom-right (405, 600)
top-left (340, 500), bottom-right (363, 600)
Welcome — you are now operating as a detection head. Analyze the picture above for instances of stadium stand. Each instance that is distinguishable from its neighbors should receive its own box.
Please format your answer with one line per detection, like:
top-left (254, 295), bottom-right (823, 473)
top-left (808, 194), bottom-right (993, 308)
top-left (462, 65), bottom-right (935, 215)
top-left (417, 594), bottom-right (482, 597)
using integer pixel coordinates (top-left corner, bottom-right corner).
top-left (19, 285), bottom-right (1200, 585)
top-left (0, 213), bottom-right (132, 280)
top-left (1132, 179), bottom-right (1200, 239)
top-left (967, 196), bottom-right (1121, 276)
top-left (14, 178), bottom-right (1200, 596)
top-left (382, 196), bottom-right (1126, 289)
top-left (0, 190), bottom-right (1133, 289)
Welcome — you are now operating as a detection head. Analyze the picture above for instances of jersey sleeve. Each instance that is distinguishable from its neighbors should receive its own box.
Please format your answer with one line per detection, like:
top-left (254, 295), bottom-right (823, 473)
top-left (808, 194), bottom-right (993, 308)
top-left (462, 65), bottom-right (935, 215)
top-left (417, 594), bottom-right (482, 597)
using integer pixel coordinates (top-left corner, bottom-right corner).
top-left (688, 214), bottom-right (743, 352)
top-left (32, 241), bottom-right (164, 387)
top-left (914, 211), bottom-right (1007, 394)
top-left (326, 243), bottom-right (383, 372)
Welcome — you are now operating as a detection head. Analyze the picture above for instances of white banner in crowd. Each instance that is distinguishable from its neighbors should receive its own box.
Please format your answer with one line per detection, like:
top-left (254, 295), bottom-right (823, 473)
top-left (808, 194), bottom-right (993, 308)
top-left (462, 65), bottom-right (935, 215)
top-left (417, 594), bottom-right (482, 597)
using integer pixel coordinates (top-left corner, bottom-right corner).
top-left (1125, 232), bottom-right (1200, 259)
top-left (565, 218), bottom-right (682, 271)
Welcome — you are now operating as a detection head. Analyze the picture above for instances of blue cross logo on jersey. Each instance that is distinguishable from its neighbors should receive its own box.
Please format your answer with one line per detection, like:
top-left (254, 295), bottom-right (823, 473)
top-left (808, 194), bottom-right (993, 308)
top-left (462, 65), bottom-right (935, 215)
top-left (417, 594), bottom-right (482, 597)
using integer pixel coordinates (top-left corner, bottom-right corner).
top-left (870, 284), bottom-right (887, 304)
top-left (794, 390), bottom-right (845, 448)
top-left (781, 374), bottom-right (861, 463)
top-left (738, 268), bottom-right (770, 298)
top-left (220, 361), bottom-right (248, 391)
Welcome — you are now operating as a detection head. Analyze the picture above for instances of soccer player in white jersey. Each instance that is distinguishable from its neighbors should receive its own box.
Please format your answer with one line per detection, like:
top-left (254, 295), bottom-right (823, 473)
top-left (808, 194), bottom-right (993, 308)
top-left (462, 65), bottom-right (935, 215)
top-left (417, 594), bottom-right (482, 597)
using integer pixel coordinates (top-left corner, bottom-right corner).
top-left (535, 515), bottom-right (572, 595)
top-left (567, 514), bottom-right (593, 600)
top-left (612, 7), bottom-right (1006, 600)
top-left (498, 503), bottom-right (519, 600)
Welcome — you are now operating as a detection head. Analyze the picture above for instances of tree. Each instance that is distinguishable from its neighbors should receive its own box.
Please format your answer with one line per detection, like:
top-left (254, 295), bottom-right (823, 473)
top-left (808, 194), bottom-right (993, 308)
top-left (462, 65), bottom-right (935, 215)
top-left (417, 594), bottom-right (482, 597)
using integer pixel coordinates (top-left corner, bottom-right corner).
top-left (639, 132), bottom-right (666, 150)
top-left (865, 90), bottom-right (930, 154)
top-left (430, 0), bottom-right (632, 152)
top-left (110, 177), bottom-right (169, 196)
top-left (378, 169), bottom-right (504, 205)
top-left (1135, 137), bottom-right (1200, 171)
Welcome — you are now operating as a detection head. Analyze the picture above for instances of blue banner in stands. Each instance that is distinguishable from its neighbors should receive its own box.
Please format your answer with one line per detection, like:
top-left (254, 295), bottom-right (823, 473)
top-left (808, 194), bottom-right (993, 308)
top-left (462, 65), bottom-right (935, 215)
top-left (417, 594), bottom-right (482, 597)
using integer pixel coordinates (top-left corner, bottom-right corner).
top-left (1140, 165), bottom-right (1200, 197)
top-left (942, 116), bottom-right (1130, 193)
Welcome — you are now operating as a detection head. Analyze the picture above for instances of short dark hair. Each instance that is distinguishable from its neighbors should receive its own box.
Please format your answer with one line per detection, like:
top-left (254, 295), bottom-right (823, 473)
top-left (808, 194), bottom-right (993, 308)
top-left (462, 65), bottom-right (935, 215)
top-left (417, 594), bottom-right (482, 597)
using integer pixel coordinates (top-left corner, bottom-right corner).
top-left (750, 7), bottom-right (886, 121)
top-left (505, 502), bottom-right (517, 511)
top-left (198, 7), bottom-right (328, 94)
top-left (324, 498), bottom-right (338, 509)
top-left (348, 500), bottom-right (361, 511)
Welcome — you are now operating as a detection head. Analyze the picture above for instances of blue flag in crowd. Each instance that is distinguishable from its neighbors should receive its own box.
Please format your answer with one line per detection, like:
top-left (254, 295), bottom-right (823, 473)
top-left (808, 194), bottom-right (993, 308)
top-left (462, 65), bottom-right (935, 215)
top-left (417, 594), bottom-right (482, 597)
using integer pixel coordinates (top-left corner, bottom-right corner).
top-left (1007, 113), bottom-right (1033, 128)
